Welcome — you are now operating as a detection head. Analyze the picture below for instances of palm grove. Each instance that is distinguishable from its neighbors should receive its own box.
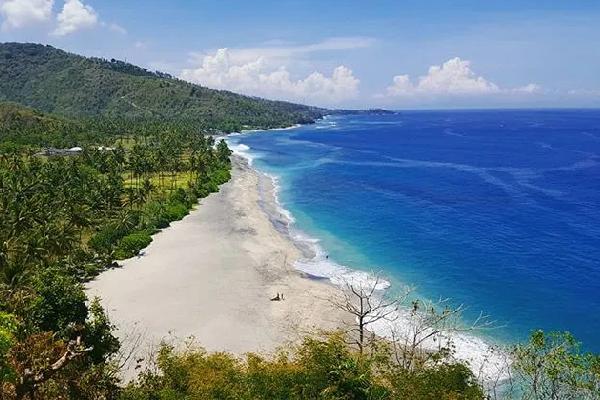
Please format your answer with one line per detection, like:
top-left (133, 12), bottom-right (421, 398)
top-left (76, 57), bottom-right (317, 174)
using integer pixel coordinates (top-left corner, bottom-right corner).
top-left (1, 115), bottom-right (234, 397)
top-left (0, 42), bottom-right (599, 399)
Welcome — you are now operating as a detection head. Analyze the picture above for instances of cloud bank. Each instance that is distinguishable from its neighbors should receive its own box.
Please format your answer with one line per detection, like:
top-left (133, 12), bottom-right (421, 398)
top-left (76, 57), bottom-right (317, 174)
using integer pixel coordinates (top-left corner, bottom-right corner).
top-left (181, 46), bottom-right (360, 105)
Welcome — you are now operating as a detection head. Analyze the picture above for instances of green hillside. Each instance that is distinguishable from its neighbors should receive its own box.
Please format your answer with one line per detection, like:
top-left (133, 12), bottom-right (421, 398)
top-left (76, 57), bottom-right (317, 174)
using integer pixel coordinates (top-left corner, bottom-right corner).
top-left (0, 42), bottom-right (324, 133)
top-left (0, 101), bottom-right (84, 149)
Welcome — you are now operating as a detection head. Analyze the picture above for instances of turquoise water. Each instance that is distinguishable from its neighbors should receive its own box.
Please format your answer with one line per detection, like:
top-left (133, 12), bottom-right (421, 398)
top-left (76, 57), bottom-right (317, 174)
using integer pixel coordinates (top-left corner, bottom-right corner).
top-left (227, 110), bottom-right (600, 352)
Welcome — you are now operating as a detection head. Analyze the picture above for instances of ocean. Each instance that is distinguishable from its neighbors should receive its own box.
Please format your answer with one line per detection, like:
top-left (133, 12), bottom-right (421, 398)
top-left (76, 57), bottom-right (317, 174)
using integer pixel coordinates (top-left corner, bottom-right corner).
top-left (226, 110), bottom-right (600, 358)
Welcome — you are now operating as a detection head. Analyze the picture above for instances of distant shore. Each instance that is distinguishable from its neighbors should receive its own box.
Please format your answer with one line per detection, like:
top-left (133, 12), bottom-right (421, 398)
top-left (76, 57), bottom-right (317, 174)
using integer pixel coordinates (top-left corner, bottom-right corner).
top-left (86, 156), bottom-right (347, 376)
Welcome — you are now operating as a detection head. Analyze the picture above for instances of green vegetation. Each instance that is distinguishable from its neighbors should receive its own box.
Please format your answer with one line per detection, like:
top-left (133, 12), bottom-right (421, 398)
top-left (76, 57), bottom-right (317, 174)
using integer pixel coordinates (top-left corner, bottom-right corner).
top-left (0, 42), bottom-right (598, 399)
top-left (121, 333), bottom-right (484, 400)
top-left (0, 120), bottom-right (232, 398)
top-left (0, 101), bottom-right (84, 150)
top-left (510, 331), bottom-right (600, 399)
top-left (0, 43), bottom-right (325, 134)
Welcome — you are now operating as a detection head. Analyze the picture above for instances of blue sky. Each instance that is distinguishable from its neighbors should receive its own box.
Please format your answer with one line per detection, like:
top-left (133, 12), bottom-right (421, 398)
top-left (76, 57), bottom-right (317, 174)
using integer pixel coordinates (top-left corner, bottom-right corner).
top-left (1, 0), bottom-right (599, 108)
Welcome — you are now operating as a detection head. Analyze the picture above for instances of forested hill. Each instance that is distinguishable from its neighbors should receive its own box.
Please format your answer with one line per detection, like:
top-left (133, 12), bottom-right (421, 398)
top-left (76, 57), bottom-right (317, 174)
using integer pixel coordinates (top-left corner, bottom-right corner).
top-left (0, 42), bottom-right (325, 132)
top-left (0, 101), bottom-right (72, 130)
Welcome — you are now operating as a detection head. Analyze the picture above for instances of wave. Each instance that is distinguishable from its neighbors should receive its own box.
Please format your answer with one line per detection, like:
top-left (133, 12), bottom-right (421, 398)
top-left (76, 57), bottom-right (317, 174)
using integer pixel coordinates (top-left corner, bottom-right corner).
top-left (272, 171), bottom-right (510, 381)
top-left (231, 133), bottom-right (511, 383)
top-left (228, 142), bottom-right (257, 166)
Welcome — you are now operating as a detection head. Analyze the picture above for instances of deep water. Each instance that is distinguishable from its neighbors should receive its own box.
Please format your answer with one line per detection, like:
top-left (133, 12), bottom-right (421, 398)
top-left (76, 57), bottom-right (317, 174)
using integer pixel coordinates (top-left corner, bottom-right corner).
top-left (227, 110), bottom-right (600, 351)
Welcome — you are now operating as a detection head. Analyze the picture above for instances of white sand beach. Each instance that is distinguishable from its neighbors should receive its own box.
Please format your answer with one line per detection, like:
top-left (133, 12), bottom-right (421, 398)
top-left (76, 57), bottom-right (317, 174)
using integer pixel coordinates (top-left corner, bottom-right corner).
top-left (86, 157), bottom-right (347, 373)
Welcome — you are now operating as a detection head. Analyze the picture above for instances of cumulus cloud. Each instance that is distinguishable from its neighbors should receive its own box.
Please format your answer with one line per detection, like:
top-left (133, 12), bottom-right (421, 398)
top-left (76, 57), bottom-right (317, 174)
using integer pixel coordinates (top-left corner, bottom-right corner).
top-left (53, 0), bottom-right (97, 36)
top-left (383, 57), bottom-right (543, 102)
top-left (181, 47), bottom-right (360, 105)
top-left (386, 58), bottom-right (500, 97)
top-left (0, 0), bottom-right (54, 30)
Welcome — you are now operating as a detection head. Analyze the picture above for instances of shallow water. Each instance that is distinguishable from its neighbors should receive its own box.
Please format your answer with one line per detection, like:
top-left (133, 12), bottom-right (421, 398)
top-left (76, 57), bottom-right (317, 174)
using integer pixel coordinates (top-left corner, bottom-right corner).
top-left (227, 110), bottom-right (600, 353)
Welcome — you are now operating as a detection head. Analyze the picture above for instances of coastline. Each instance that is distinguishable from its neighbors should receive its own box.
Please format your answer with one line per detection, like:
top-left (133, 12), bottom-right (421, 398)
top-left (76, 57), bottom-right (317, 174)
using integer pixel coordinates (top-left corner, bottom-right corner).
top-left (226, 123), bottom-right (512, 383)
top-left (88, 120), bottom-right (511, 383)
top-left (86, 156), bottom-right (349, 376)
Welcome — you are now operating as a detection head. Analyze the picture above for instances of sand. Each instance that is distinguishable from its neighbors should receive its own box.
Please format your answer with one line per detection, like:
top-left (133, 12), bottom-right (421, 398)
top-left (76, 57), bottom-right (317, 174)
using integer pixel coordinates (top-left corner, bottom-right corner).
top-left (86, 157), bottom-right (347, 373)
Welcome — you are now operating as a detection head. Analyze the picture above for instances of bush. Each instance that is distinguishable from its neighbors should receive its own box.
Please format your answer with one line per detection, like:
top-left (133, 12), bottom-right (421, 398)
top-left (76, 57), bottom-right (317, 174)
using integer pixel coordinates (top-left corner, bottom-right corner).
top-left (89, 224), bottom-right (123, 253)
top-left (388, 364), bottom-right (484, 400)
top-left (121, 333), bottom-right (484, 400)
top-left (89, 212), bottom-right (141, 254)
top-left (113, 231), bottom-right (153, 260)
top-left (31, 267), bottom-right (88, 335)
top-left (142, 201), bottom-right (171, 229)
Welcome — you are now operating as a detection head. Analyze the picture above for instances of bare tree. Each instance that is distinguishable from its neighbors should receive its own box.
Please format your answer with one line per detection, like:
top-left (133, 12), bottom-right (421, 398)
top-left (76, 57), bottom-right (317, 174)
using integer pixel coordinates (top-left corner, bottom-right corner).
top-left (330, 275), bottom-right (400, 354)
top-left (389, 297), bottom-right (496, 372)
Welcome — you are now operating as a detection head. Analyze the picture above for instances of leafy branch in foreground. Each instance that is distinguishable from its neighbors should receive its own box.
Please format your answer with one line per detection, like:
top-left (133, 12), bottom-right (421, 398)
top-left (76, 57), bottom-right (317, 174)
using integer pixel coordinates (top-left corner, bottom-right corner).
top-left (506, 330), bottom-right (600, 400)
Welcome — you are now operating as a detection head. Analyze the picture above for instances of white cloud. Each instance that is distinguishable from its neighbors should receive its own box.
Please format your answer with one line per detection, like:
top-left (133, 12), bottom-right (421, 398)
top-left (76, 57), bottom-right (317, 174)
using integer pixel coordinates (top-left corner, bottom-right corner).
top-left (106, 22), bottom-right (126, 34)
top-left (379, 58), bottom-right (545, 106)
top-left (386, 57), bottom-right (500, 97)
top-left (0, 0), bottom-right (54, 30)
top-left (512, 83), bottom-right (543, 94)
top-left (567, 89), bottom-right (600, 97)
top-left (53, 0), bottom-right (97, 36)
top-left (181, 47), bottom-right (360, 105)
top-left (191, 36), bottom-right (375, 67)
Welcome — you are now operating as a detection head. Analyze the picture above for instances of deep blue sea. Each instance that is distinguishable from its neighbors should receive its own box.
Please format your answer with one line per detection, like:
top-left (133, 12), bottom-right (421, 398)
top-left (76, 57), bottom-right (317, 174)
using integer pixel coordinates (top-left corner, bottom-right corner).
top-left (228, 110), bottom-right (600, 352)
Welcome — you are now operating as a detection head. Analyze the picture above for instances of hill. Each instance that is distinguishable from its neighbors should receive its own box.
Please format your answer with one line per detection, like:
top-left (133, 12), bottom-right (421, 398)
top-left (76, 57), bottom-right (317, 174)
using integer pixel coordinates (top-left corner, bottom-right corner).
top-left (0, 101), bottom-right (87, 149)
top-left (0, 42), bottom-right (324, 132)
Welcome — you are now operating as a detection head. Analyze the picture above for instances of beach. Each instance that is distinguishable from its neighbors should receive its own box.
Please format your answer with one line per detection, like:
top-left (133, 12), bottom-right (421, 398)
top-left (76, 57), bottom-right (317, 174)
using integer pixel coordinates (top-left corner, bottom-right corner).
top-left (86, 156), bottom-right (348, 373)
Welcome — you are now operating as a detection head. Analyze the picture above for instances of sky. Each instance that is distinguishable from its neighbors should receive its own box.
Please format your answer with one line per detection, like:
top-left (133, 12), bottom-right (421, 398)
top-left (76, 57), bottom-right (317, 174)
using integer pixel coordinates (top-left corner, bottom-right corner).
top-left (1, 0), bottom-right (599, 109)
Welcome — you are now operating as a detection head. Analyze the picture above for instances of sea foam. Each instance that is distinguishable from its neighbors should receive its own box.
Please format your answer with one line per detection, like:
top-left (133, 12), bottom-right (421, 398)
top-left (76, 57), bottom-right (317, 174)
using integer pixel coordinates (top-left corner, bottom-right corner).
top-left (228, 143), bottom-right (256, 165)
top-left (228, 128), bottom-right (511, 384)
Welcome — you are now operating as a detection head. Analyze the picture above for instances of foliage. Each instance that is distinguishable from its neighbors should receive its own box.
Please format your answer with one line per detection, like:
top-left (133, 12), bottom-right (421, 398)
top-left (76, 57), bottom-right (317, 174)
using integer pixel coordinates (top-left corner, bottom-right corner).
top-left (113, 231), bottom-right (153, 260)
top-left (0, 121), bottom-right (232, 398)
top-left (0, 312), bottom-right (18, 381)
top-left (509, 330), bottom-right (600, 399)
top-left (0, 101), bottom-right (84, 149)
top-left (120, 332), bottom-right (485, 400)
top-left (1, 42), bottom-right (598, 398)
top-left (0, 42), bottom-right (325, 140)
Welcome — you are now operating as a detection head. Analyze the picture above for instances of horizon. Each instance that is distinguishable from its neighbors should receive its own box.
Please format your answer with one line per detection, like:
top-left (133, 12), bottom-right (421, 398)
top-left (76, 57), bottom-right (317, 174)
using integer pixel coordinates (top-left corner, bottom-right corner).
top-left (2, 3), bottom-right (600, 398)
top-left (1, 1), bottom-right (599, 109)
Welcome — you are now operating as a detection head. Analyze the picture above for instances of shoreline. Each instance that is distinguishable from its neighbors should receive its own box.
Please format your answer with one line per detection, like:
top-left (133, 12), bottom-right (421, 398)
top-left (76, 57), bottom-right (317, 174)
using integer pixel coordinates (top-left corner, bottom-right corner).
top-left (226, 124), bottom-right (512, 383)
top-left (86, 156), bottom-right (349, 377)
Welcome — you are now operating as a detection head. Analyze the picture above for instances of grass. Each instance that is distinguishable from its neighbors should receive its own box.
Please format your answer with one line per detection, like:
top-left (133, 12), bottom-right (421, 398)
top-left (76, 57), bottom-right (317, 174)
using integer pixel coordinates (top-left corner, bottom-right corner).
top-left (123, 171), bottom-right (195, 192)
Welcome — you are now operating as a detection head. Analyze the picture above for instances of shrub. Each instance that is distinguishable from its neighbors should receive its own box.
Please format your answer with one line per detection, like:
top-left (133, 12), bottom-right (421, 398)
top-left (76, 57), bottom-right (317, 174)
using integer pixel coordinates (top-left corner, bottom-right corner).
top-left (31, 267), bottom-right (88, 335)
top-left (113, 231), bottom-right (153, 260)
top-left (142, 201), bottom-right (171, 230)
top-left (121, 333), bottom-right (484, 400)
top-left (89, 224), bottom-right (123, 253)
top-left (89, 212), bottom-right (141, 254)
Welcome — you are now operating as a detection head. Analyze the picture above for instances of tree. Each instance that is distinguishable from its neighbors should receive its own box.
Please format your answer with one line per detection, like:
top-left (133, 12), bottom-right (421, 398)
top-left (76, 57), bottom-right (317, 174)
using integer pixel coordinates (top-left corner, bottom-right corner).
top-left (388, 298), bottom-right (494, 373)
top-left (216, 139), bottom-right (232, 164)
top-left (330, 275), bottom-right (399, 354)
top-left (510, 330), bottom-right (600, 400)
